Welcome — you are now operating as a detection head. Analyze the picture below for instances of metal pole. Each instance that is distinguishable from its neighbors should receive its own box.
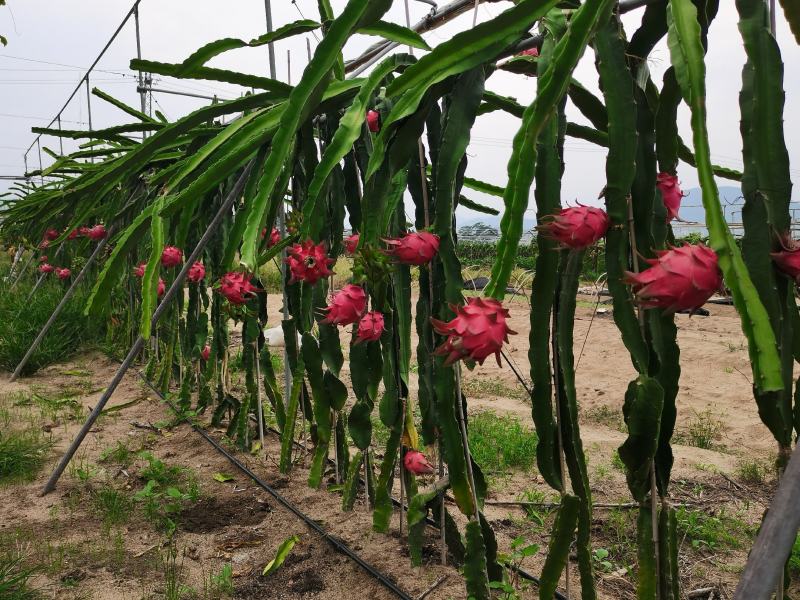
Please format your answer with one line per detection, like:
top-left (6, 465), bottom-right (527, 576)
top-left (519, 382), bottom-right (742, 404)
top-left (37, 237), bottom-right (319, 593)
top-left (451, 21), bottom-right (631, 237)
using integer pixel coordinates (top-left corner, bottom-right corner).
top-left (10, 232), bottom-right (113, 382)
top-left (134, 4), bottom-right (148, 137)
top-left (56, 116), bottom-right (64, 155)
top-left (85, 77), bottom-right (94, 164)
top-left (41, 163), bottom-right (253, 495)
top-left (26, 244), bottom-right (65, 302)
top-left (769, 0), bottom-right (776, 36)
top-left (9, 249), bottom-right (36, 290)
top-left (36, 139), bottom-right (44, 185)
top-left (263, 0), bottom-right (277, 79)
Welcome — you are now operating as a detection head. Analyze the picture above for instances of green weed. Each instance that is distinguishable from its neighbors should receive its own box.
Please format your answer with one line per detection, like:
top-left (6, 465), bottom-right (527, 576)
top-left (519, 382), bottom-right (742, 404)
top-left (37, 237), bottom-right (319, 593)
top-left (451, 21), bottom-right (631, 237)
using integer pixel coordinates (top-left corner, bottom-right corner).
top-left (461, 376), bottom-right (528, 401)
top-left (0, 551), bottom-right (39, 599)
top-left (93, 486), bottom-right (133, 526)
top-left (468, 412), bottom-right (538, 478)
top-left (0, 429), bottom-right (51, 483)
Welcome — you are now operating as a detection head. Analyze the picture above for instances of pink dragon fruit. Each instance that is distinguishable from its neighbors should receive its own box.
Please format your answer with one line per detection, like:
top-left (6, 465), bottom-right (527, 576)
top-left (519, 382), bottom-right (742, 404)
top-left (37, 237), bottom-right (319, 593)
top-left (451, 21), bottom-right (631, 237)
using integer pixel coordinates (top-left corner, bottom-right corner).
top-left (66, 229), bottom-right (79, 240)
top-left (39, 263), bottom-right (55, 274)
top-left (540, 205), bottom-right (609, 249)
top-left (39, 240), bottom-right (50, 250)
top-left (56, 268), bottom-right (71, 280)
top-left (38, 255), bottom-right (48, 263)
top-left (772, 242), bottom-right (800, 283)
top-left (404, 450), bottom-right (435, 475)
top-left (44, 229), bottom-right (59, 241)
top-left (656, 172), bottom-right (684, 222)
top-left (366, 110), bottom-right (380, 133)
top-left (187, 262), bottom-right (206, 283)
top-left (262, 227), bottom-right (281, 248)
top-left (624, 243), bottom-right (721, 313)
top-left (321, 284), bottom-right (366, 326)
top-left (133, 262), bottom-right (146, 278)
top-left (356, 311), bottom-right (384, 343)
top-left (518, 47), bottom-right (539, 57)
top-left (157, 278), bottom-right (166, 297)
top-left (219, 272), bottom-right (258, 305)
top-left (161, 246), bottom-right (183, 268)
top-left (431, 297), bottom-right (516, 366)
top-left (383, 231), bottom-right (440, 266)
top-left (77, 226), bottom-right (90, 237)
top-left (201, 345), bottom-right (211, 361)
top-left (286, 240), bottom-right (335, 285)
top-left (86, 224), bottom-right (107, 241)
top-left (344, 233), bottom-right (360, 255)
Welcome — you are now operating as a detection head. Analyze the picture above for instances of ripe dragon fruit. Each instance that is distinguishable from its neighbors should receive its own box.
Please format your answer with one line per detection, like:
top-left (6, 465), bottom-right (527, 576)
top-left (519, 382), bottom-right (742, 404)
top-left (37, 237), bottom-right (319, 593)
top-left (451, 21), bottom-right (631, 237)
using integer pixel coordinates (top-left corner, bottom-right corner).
top-left (356, 311), bottom-right (384, 343)
top-left (383, 231), bottom-right (440, 266)
top-left (161, 246), bottom-right (183, 268)
top-left (133, 263), bottom-right (147, 278)
top-left (624, 243), bottom-right (722, 313)
top-left (431, 297), bottom-right (516, 366)
top-left (366, 110), bottom-right (380, 133)
top-left (771, 241), bottom-right (800, 283)
top-left (86, 224), bottom-right (107, 241)
top-left (344, 233), bottom-right (360, 255)
top-left (656, 172), bottom-right (684, 222)
top-left (262, 227), bottom-right (281, 247)
top-left (66, 229), bottom-right (79, 240)
top-left (78, 226), bottom-right (90, 237)
top-left (403, 450), bottom-right (435, 475)
top-left (56, 268), bottom-right (71, 280)
top-left (201, 345), bottom-right (211, 361)
top-left (286, 240), bottom-right (335, 285)
top-left (219, 271), bottom-right (258, 305)
top-left (540, 205), bottom-right (609, 249)
top-left (44, 229), bottom-right (59, 241)
top-left (518, 47), bottom-right (539, 57)
top-left (39, 263), bottom-right (55, 274)
top-left (157, 278), bottom-right (166, 297)
top-left (187, 262), bottom-right (206, 283)
top-left (321, 284), bottom-right (367, 326)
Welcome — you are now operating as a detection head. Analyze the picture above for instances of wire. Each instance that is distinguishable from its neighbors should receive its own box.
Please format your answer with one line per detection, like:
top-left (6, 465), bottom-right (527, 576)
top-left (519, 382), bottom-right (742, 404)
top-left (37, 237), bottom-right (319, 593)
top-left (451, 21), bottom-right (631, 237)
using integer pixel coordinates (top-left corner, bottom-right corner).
top-left (290, 0), bottom-right (321, 41)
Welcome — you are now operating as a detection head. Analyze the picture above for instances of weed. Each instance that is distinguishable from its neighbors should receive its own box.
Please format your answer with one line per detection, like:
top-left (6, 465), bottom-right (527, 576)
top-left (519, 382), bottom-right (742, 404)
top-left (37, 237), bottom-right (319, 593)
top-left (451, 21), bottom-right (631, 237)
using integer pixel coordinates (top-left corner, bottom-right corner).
top-left (789, 535), bottom-right (800, 575)
top-left (159, 541), bottom-right (190, 600)
top-left (678, 410), bottom-right (724, 450)
top-left (735, 458), bottom-right (770, 485)
top-left (468, 412), bottom-right (538, 478)
top-left (134, 453), bottom-right (200, 531)
top-left (205, 564), bottom-right (234, 597)
top-left (518, 488), bottom-right (553, 527)
top-left (610, 450), bottom-right (625, 473)
top-left (0, 551), bottom-right (39, 599)
top-left (93, 486), bottom-right (133, 526)
top-left (461, 376), bottom-right (527, 401)
top-left (491, 536), bottom-right (538, 599)
top-left (675, 507), bottom-right (754, 552)
top-left (583, 405), bottom-right (625, 432)
top-left (100, 441), bottom-right (133, 467)
top-left (0, 429), bottom-right (51, 484)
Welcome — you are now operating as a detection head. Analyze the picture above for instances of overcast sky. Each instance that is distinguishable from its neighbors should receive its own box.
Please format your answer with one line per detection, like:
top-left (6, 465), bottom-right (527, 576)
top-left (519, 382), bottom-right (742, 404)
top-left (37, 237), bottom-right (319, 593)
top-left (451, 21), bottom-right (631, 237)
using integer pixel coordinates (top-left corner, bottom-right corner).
top-left (1, 0), bottom-right (798, 223)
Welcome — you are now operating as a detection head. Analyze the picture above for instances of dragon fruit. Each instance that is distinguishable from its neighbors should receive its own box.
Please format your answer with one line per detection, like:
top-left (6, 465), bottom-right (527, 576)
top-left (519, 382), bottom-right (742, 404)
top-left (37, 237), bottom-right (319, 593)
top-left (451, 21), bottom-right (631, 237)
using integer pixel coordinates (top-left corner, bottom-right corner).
top-left (656, 172), bottom-right (684, 222)
top-left (44, 229), bottom-right (59, 241)
top-left (366, 110), bottom-right (380, 133)
top-left (286, 240), bottom-right (335, 285)
top-left (66, 229), bottom-right (79, 240)
top-left (262, 227), bottom-right (281, 248)
top-left (540, 205), bottom-right (609, 249)
top-left (86, 224), bottom-right (107, 241)
top-left (772, 243), bottom-right (800, 283)
top-left (518, 47), bottom-right (539, 57)
top-left (344, 233), bottom-right (360, 255)
top-left (133, 263), bottom-right (146, 278)
top-left (624, 243), bottom-right (722, 313)
top-left (39, 240), bottom-right (50, 250)
top-left (356, 311), bottom-right (384, 343)
top-left (38, 255), bottom-right (48, 263)
top-left (219, 271), bottom-right (258, 305)
top-left (431, 297), bottom-right (516, 366)
top-left (39, 263), bottom-right (54, 274)
top-left (56, 268), bottom-right (71, 280)
top-left (161, 246), bottom-right (183, 268)
top-left (201, 345), bottom-right (211, 361)
top-left (157, 278), bottom-right (166, 297)
top-left (187, 262), bottom-right (206, 283)
top-left (384, 231), bottom-right (440, 266)
top-left (322, 284), bottom-right (367, 326)
top-left (78, 226), bottom-right (90, 237)
top-left (403, 450), bottom-right (435, 475)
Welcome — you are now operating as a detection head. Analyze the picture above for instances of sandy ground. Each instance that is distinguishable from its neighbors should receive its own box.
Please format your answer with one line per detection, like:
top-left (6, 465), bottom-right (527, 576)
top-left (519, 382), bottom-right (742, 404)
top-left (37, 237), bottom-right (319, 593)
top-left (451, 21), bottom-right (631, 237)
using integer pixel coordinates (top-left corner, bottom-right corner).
top-left (0, 293), bottom-right (784, 599)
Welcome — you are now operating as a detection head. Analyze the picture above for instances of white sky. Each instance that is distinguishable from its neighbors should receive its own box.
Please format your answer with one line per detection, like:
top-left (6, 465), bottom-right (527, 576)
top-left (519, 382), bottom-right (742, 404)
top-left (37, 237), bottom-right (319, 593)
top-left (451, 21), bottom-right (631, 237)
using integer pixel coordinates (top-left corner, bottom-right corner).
top-left (1, 0), bottom-right (798, 222)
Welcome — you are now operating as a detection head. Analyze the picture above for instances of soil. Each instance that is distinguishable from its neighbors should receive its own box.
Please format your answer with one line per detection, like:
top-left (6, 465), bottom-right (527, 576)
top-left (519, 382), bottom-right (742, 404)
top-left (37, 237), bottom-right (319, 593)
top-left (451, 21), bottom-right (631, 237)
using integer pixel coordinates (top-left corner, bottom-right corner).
top-left (0, 293), bottom-right (786, 599)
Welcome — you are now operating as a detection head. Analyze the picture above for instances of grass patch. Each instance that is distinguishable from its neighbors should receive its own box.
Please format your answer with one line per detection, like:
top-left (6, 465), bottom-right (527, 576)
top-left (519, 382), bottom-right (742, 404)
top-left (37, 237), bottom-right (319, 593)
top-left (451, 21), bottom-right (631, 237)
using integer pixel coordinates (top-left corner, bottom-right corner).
top-left (735, 457), bottom-right (771, 486)
top-left (93, 485), bottom-right (133, 527)
top-left (468, 411), bottom-right (537, 478)
top-left (461, 376), bottom-right (528, 401)
top-left (676, 409), bottom-right (725, 450)
top-left (675, 507), bottom-right (755, 552)
top-left (583, 405), bottom-right (625, 432)
top-left (0, 429), bottom-right (51, 484)
top-left (0, 551), bottom-right (39, 599)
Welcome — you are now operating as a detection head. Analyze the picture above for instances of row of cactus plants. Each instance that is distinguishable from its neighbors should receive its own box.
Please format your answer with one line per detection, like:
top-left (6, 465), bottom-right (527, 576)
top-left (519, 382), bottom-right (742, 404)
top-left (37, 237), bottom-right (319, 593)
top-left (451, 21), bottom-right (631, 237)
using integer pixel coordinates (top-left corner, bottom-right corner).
top-left (1, 0), bottom-right (797, 597)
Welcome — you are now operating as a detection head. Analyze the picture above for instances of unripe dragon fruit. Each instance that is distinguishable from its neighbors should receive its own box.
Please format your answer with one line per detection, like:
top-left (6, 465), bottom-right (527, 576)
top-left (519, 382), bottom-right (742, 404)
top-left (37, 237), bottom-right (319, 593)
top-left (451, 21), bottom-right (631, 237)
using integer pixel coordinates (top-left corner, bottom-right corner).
top-left (86, 224), bottom-right (107, 241)
top-left (56, 268), bottom-right (71, 280)
top-left (383, 231), bottom-right (440, 266)
top-left (356, 311), bottom-right (384, 343)
top-left (366, 110), bottom-right (380, 133)
top-left (656, 172), bottom-right (684, 222)
top-left (517, 47), bottom-right (539, 57)
top-left (262, 227), bottom-right (281, 247)
top-left (771, 242), bottom-right (800, 283)
top-left (344, 233), bottom-right (360, 255)
top-left (624, 243), bottom-right (721, 313)
top-left (44, 229), bottom-right (59, 241)
top-left (322, 284), bottom-right (367, 326)
top-left (187, 262), bottom-right (206, 283)
top-left (157, 278), bottom-right (166, 297)
top-left (286, 240), bottom-right (334, 285)
top-left (431, 297), bottom-right (516, 366)
top-left (39, 240), bottom-right (50, 250)
top-left (39, 263), bottom-right (54, 274)
top-left (403, 450), bottom-right (435, 475)
top-left (161, 246), bottom-right (183, 268)
top-left (201, 345), bottom-right (210, 361)
top-left (540, 205), bottom-right (609, 249)
top-left (133, 262), bottom-right (146, 278)
top-left (219, 271), bottom-right (258, 305)
top-left (38, 255), bottom-right (48, 263)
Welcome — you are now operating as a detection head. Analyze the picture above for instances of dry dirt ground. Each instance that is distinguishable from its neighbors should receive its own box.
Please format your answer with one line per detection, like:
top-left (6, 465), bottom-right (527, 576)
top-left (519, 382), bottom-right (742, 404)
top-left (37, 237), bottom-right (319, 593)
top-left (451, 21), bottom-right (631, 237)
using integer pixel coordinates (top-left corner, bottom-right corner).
top-left (0, 293), bottom-right (787, 599)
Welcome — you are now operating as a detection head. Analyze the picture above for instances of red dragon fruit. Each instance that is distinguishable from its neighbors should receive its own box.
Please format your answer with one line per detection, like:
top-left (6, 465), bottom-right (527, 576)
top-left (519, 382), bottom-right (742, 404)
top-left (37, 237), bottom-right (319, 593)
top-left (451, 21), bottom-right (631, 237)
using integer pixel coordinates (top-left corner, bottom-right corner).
top-left (656, 172), bottom-right (685, 222)
top-left (431, 297), bottom-right (516, 366)
top-left (356, 311), bottom-right (384, 343)
top-left (133, 262), bottom-right (147, 278)
top-left (321, 284), bottom-right (367, 326)
top-left (39, 263), bottom-right (55, 274)
top-left (86, 224), bottom-right (107, 241)
top-left (219, 271), bottom-right (258, 305)
top-left (286, 240), bottom-right (335, 285)
top-left (39, 240), bottom-right (50, 250)
top-left (187, 262), bottom-right (206, 283)
top-left (366, 110), bottom-right (380, 133)
top-left (44, 229), bottom-right (59, 241)
top-left (624, 243), bottom-right (721, 313)
top-left (201, 345), bottom-right (211, 361)
top-left (38, 255), bottom-right (48, 263)
top-left (66, 228), bottom-right (79, 240)
top-left (261, 227), bottom-right (281, 247)
top-left (344, 233), bottom-right (360, 255)
top-left (383, 231), bottom-right (440, 266)
top-left (403, 450), bottom-right (435, 475)
top-left (540, 205), bottom-right (609, 249)
top-left (78, 226), bottom-right (90, 237)
top-left (56, 268), bottom-right (71, 280)
top-left (517, 47), bottom-right (539, 57)
top-left (161, 246), bottom-right (183, 268)
top-left (771, 242), bottom-right (800, 283)
top-left (157, 278), bottom-right (166, 297)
